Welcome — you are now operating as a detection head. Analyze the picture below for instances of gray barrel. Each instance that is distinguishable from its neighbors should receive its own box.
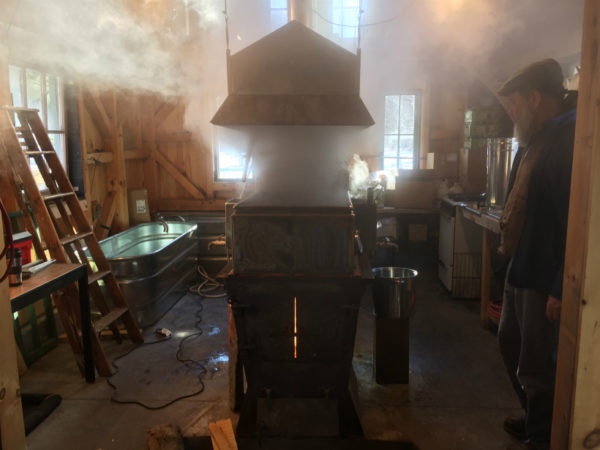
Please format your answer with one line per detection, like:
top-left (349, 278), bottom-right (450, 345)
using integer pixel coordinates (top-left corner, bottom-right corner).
top-left (372, 267), bottom-right (417, 318)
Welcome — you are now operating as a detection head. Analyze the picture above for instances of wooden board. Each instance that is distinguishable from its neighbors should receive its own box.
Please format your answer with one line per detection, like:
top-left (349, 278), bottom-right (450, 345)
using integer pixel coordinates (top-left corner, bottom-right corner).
top-left (209, 419), bottom-right (237, 450)
top-left (0, 204), bottom-right (27, 450)
top-left (552, 0), bottom-right (600, 447)
top-left (93, 190), bottom-right (117, 240)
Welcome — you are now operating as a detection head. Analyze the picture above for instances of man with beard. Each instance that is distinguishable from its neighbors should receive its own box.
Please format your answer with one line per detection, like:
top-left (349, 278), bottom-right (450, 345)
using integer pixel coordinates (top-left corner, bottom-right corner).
top-left (496, 59), bottom-right (578, 450)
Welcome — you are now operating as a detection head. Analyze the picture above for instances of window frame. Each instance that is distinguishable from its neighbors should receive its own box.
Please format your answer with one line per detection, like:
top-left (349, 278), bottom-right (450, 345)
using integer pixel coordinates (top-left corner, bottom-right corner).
top-left (8, 65), bottom-right (67, 170)
top-left (382, 90), bottom-right (423, 171)
top-left (331, 0), bottom-right (360, 39)
top-left (213, 137), bottom-right (253, 183)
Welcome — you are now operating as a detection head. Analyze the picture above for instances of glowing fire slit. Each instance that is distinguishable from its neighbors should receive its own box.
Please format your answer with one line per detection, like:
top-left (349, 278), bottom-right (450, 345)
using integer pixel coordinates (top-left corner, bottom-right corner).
top-left (293, 297), bottom-right (298, 359)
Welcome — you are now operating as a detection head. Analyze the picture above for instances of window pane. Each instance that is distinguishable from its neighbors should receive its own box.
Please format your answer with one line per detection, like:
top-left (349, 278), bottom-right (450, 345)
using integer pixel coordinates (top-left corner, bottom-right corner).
top-left (270, 9), bottom-right (287, 29)
top-left (46, 74), bottom-right (62, 130)
top-left (218, 148), bottom-right (250, 180)
top-left (49, 133), bottom-right (66, 168)
top-left (270, 0), bottom-right (286, 7)
top-left (384, 135), bottom-right (398, 157)
top-left (8, 66), bottom-right (23, 107)
top-left (342, 9), bottom-right (357, 38)
top-left (383, 158), bottom-right (398, 171)
top-left (382, 91), bottom-right (420, 171)
top-left (399, 136), bottom-right (414, 159)
top-left (384, 96), bottom-right (399, 134)
top-left (399, 95), bottom-right (415, 134)
top-left (26, 69), bottom-right (42, 112)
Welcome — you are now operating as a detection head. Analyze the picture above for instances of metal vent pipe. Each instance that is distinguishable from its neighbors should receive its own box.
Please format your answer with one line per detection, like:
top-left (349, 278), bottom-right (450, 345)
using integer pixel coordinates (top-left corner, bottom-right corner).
top-left (288, 0), bottom-right (311, 27)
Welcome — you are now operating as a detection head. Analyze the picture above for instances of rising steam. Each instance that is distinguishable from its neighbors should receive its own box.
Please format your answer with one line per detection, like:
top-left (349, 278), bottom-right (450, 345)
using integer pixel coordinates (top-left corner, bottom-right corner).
top-left (3, 0), bottom-right (222, 95)
top-left (1, 0), bottom-right (584, 188)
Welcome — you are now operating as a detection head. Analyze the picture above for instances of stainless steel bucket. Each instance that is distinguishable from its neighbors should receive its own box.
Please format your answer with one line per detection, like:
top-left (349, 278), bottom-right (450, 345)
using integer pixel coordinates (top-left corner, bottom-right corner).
top-left (372, 267), bottom-right (417, 318)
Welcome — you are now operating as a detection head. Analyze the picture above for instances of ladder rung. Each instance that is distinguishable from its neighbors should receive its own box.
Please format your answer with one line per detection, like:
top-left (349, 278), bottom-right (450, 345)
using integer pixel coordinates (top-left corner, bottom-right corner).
top-left (25, 151), bottom-right (55, 155)
top-left (43, 192), bottom-right (75, 202)
top-left (88, 270), bottom-right (111, 285)
top-left (60, 231), bottom-right (94, 245)
top-left (93, 307), bottom-right (128, 333)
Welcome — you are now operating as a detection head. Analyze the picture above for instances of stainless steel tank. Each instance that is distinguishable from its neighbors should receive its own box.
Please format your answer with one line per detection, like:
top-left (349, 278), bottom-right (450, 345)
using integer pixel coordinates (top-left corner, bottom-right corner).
top-left (486, 137), bottom-right (518, 210)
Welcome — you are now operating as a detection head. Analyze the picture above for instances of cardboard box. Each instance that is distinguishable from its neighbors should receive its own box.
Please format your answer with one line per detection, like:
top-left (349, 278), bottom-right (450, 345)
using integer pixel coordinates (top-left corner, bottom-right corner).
top-left (385, 179), bottom-right (436, 210)
top-left (128, 189), bottom-right (151, 224)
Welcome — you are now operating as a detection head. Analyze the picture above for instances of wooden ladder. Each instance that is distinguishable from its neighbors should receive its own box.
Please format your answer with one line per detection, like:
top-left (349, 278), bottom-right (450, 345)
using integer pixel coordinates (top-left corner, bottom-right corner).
top-left (1, 106), bottom-right (143, 377)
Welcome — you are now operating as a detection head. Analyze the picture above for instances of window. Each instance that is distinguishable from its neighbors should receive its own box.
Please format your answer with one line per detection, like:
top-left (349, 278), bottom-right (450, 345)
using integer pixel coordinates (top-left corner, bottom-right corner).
top-left (383, 92), bottom-right (422, 171)
top-left (215, 147), bottom-right (253, 181)
top-left (213, 125), bottom-right (254, 181)
top-left (8, 65), bottom-right (66, 187)
top-left (332, 0), bottom-right (360, 39)
top-left (270, 0), bottom-right (288, 30)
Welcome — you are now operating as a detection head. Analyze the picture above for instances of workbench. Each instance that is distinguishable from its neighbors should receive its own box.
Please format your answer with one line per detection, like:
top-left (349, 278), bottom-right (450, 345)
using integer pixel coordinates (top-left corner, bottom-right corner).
top-left (459, 206), bottom-right (501, 329)
top-left (9, 263), bottom-right (94, 382)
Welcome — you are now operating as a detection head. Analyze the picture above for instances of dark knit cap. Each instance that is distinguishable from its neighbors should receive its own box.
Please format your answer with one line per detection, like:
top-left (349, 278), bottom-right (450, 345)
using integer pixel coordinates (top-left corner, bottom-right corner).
top-left (498, 58), bottom-right (566, 96)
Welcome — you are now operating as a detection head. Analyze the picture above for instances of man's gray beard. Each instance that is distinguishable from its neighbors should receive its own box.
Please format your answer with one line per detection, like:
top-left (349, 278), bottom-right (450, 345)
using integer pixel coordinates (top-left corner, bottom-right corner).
top-left (514, 107), bottom-right (534, 146)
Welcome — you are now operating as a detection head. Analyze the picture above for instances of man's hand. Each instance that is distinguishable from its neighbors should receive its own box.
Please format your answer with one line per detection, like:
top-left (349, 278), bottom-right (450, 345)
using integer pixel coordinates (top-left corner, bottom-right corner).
top-left (546, 296), bottom-right (562, 321)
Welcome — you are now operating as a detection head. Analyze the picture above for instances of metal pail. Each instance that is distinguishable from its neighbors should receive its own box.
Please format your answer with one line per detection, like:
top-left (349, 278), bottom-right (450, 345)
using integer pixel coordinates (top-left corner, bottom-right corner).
top-left (372, 267), bottom-right (417, 318)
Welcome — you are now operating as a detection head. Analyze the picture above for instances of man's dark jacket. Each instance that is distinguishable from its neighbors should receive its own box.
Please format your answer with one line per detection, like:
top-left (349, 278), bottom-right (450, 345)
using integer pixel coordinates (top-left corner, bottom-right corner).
top-left (508, 109), bottom-right (577, 300)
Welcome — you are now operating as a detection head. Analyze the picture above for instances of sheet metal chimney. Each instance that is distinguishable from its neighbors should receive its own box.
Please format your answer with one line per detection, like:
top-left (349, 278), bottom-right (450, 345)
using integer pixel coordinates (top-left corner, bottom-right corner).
top-left (288, 0), bottom-right (311, 26)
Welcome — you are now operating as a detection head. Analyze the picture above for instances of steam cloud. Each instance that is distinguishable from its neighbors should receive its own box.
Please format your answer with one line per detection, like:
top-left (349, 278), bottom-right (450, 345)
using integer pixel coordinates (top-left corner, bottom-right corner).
top-left (220, 126), bottom-right (362, 207)
top-left (3, 0), bottom-right (221, 95)
top-left (2, 0), bottom-right (584, 201)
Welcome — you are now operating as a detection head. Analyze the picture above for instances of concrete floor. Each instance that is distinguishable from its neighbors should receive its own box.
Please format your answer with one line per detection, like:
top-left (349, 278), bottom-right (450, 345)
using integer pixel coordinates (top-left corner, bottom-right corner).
top-left (20, 264), bottom-right (521, 450)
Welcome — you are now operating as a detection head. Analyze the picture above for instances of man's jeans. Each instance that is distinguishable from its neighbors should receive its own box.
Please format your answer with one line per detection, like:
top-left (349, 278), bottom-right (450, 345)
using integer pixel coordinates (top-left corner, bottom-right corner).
top-left (498, 272), bottom-right (559, 445)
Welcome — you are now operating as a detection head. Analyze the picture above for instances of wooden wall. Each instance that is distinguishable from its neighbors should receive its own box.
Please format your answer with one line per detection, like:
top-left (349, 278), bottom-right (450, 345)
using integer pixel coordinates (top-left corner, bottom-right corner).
top-left (77, 87), bottom-right (240, 233)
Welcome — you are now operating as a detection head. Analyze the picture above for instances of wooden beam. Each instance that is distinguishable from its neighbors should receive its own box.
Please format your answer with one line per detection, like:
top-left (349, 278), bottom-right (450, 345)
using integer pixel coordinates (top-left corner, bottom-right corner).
top-left (87, 151), bottom-right (113, 165)
top-left (77, 86), bottom-right (93, 223)
top-left (140, 95), bottom-right (159, 212)
top-left (153, 149), bottom-right (207, 199)
top-left (124, 150), bottom-right (148, 160)
top-left (81, 88), bottom-right (112, 139)
top-left (105, 91), bottom-right (129, 232)
top-left (154, 102), bottom-right (177, 128)
top-left (552, 0), bottom-right (600, 447)
top-left (93, 190), bottom-right (118, 240)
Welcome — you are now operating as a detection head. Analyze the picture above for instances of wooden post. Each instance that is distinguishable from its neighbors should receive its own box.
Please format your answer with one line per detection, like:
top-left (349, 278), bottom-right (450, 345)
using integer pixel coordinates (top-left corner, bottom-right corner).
top-left (0, 206), bottom-right (27, 450)
top-left (480, 228), bottom-right (492, 329)
top-left (76, 86), bottom-right (92, 223)
top-left (0, 43), bottom-right (26, 444)
top-left (551, 0), bottom-right (600, 447)
top-left (140, 95), bottom-right (159, 213)
top-left (106, 91), bottom-right (129, 231)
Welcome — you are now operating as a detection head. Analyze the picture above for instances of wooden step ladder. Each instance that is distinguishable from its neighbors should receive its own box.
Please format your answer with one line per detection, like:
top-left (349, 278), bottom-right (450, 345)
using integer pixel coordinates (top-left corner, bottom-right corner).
top-left (0, 106), bottom-right (143, 377)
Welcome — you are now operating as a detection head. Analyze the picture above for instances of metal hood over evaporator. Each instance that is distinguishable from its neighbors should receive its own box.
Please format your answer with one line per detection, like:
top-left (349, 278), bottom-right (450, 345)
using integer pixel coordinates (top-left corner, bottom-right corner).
top-left (211, 20), bottom-right (374, 126)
